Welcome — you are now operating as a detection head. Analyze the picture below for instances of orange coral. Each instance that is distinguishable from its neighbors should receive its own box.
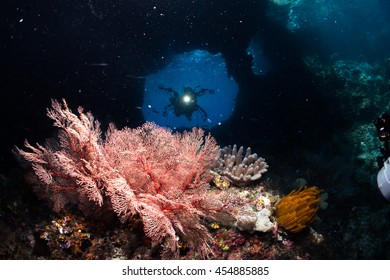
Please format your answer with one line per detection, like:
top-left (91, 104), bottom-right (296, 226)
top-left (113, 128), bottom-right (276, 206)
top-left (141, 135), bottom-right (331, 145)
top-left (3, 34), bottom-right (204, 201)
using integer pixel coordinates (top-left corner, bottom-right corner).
top-left (275, 186), bottom-right (322, 233)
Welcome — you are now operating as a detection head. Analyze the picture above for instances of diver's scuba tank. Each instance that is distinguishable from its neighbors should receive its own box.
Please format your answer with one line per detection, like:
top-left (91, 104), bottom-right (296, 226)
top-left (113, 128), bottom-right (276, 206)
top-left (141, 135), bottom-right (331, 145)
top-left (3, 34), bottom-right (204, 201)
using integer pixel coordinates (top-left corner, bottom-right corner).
top-left (377, 157), bottom-right (390, 201)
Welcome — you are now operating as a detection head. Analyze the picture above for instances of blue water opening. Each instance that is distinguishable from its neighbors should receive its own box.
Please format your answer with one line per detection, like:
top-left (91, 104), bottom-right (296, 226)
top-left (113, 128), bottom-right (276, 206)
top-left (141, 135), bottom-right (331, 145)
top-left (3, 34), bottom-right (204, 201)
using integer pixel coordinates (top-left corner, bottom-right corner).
top-left (142, 49), bottom-right (238, 130)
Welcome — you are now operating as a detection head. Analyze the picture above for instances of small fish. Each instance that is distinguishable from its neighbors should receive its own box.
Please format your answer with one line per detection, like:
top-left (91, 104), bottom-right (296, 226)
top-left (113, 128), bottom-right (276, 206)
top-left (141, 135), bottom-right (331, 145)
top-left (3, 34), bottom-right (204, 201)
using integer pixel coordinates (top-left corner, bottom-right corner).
top-left (213, 175), bottom-right (231, 189)
top-left (210, 223), bottom-right (220, 229)
top-left (178, 241), bottom-right (187, 250)
top-left (126, 74), bottom-right (147, 79)
top-left (89, 63), bottom-right (109, 67)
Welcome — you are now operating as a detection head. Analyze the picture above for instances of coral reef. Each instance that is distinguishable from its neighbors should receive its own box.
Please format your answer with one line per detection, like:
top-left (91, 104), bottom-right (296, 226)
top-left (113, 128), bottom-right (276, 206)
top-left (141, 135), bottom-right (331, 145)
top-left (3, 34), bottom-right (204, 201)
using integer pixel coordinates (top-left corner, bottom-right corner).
top-left (34, 213), bottom-right (92, 258)
top-left (212, 144), bottom-right (268, 186)
top-left (0, 170), bottom-right (332, 260)
top-left (276, 186), bottom-right (322, 233)
top-left (209, 183), bottom-right (279, 234)
top-left (14, 99), bottom-right (237, 259)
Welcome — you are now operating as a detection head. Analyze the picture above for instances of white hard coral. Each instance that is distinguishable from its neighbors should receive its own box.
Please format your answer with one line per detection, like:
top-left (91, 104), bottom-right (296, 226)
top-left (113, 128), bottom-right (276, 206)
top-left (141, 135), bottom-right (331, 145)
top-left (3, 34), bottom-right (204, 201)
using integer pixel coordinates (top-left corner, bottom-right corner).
top-left (212, 144), bottom-right (268, 186)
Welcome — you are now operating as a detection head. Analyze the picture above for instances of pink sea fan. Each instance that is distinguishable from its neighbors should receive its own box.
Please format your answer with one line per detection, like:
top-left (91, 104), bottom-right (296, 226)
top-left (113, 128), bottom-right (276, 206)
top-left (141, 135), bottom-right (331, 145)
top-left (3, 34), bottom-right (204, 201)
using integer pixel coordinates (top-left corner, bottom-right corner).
top-left (14, 99), bottom-right (232, 259)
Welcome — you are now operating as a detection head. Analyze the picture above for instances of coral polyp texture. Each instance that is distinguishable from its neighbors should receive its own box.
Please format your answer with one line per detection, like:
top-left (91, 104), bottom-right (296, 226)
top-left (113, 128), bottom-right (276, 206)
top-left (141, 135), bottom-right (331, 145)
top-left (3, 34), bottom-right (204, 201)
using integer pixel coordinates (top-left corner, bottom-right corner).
top-left (275, 186), bottom-right (321, 233)
top-left (14, 99), bottom-right (236, 259)
top-left (212, 144), bottom-right (268, 186)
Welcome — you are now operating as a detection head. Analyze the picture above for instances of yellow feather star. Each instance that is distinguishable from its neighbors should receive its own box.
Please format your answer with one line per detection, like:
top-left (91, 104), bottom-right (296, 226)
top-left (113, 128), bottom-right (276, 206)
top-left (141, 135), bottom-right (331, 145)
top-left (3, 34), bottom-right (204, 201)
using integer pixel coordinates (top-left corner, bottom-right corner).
top-left (276, 186), bottom-right (322, 233)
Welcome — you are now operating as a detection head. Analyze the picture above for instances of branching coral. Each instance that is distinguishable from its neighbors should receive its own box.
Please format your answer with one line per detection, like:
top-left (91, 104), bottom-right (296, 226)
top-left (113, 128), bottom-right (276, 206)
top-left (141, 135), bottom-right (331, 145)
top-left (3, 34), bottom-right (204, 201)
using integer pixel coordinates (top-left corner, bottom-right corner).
top-left (275, 186), bottom-right (322, 233)
top-left (212, 144), bottom-right (268, 186)
top-left (14, 99), bottom-right (236, 259)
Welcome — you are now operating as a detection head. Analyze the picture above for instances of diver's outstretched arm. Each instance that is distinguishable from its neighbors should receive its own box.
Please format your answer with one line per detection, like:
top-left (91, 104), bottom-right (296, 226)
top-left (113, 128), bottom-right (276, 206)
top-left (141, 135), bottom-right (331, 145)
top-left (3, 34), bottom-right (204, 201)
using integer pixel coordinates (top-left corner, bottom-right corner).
top-left (158, 85), bottom-right (179, 97)
top-left (195, 86), bottom-right (215, 97)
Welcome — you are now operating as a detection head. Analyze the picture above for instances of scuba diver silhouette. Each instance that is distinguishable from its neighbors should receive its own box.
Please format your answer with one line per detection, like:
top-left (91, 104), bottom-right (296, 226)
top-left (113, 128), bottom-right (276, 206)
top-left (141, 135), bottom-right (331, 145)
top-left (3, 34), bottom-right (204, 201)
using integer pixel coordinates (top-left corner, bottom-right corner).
top-left (158, 85), bottom-right (214, 121)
